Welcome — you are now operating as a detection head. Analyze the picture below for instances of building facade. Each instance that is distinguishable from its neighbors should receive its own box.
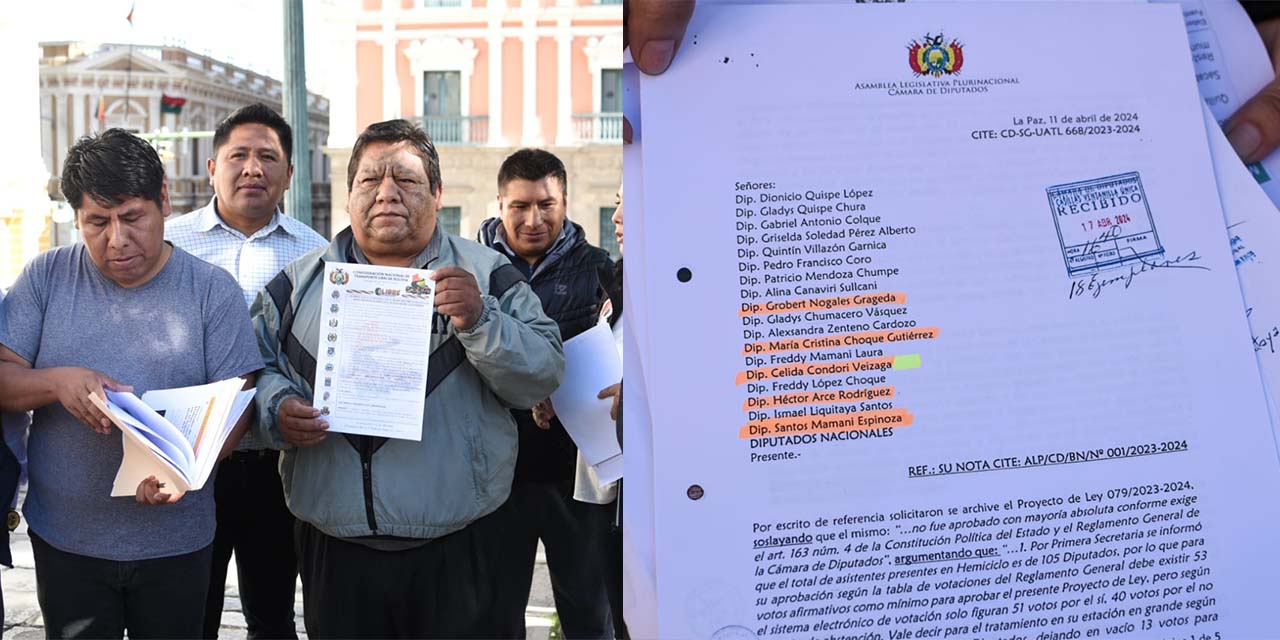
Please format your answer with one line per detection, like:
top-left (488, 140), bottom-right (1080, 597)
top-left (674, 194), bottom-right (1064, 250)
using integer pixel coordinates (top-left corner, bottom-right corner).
top-left (322, 0), bottom-right (622, 251)
top-left (38, 41), bottom-right (332, 229)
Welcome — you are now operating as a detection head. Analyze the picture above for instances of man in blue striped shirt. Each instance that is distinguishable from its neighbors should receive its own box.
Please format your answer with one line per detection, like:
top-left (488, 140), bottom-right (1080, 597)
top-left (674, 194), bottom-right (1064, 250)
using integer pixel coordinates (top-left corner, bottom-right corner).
top-left (166, 104), bottom-right (327, 639)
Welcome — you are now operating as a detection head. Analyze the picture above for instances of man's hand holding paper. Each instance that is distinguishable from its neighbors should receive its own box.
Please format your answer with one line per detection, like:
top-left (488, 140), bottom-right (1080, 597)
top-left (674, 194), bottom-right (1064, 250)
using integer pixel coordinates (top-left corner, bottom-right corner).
top-left (432, 266), bottom-right (484, 331)
top-left (278, 395), bottom-right (327, 447)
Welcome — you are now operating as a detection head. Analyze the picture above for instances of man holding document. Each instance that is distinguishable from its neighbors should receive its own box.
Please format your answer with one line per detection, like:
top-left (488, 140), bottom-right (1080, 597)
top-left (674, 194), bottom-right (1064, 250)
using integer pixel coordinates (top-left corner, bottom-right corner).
top-left (252, 119), bottom-right (564, 638)
top-left (631, 2), bottom-right (1280, 637)
top-left (0, 129), bottom-right (263, 638)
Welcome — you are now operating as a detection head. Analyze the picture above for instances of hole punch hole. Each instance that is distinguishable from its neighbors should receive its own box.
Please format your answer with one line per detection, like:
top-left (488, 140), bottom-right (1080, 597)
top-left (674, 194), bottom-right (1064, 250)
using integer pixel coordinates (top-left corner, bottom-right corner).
top-left (677, 267), bottom-right (693, 282)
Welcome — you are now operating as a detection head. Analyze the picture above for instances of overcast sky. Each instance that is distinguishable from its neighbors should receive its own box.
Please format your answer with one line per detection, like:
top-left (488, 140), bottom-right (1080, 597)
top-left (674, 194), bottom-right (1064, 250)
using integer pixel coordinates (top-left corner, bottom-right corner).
top-left (18, 0), bottom-right (336, 96)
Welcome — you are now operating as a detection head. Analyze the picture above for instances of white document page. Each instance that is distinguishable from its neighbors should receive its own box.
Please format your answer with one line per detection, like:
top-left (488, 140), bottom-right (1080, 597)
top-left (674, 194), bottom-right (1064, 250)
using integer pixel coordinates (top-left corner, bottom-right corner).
top-left (551, 322), bottom-right (623, 474)
top-left (102, 398), bottom-right (191, 477)
top-left (639, 3), bottom-right (1280, 637)
top-left (97, 378), bottom-right (254, 496)
top-left (313, 262), bottom-right (434, 441)
top-left (141, 378), bottom-right (243, 456)
top-left (1157, 0), bottom-right (1280, 207)
top-left (621, 65), bottom-right (663, 634)
top-left (1201, 104), bottom-right (1280, 428)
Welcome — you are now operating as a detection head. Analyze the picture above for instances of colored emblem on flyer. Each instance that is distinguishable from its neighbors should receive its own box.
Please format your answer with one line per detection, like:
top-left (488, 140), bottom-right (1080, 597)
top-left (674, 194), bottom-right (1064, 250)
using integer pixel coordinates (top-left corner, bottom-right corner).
top-left (406, 274), bottom-right (432, 296)
top-left (908, 33), bottom-right (963, 77)
top-left (329, 268), bottom-right (350, 285)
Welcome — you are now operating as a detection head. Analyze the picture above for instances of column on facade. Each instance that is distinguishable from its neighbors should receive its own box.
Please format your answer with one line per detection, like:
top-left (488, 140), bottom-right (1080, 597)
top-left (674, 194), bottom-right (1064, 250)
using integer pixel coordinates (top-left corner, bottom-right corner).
top-left (149, 94), bottom-right (160, 133)
top-left (521, 17), bottom-right (539, 145)
top-left (487, 13), bottom-right (505, 146)
top-left (326, 7), bottom-right (359, 149)
top-left (381, 24), bottom-right (401, 120)
top-left (555, 18), bottom-right (573, 146)
top-left (70, 89), bottom-right (85, 142)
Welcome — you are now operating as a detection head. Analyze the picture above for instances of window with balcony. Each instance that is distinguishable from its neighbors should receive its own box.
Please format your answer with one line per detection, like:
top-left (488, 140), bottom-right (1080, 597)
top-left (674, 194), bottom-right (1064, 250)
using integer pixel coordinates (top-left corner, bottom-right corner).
top-left (421, 71), bottom-right (486, 145)
top-left (574, 69), bottom-right (624, 142)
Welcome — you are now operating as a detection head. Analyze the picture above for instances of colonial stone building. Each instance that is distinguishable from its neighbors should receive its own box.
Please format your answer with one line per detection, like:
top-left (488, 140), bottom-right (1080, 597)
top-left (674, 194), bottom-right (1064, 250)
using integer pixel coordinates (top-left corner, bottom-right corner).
top-left (38, 41), bottom-right (331, 228)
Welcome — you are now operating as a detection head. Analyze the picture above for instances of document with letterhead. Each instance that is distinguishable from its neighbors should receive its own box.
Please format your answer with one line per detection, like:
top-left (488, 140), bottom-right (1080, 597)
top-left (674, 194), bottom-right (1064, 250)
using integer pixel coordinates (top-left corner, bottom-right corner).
top-left (636, 3), bottom-right (1280, 637)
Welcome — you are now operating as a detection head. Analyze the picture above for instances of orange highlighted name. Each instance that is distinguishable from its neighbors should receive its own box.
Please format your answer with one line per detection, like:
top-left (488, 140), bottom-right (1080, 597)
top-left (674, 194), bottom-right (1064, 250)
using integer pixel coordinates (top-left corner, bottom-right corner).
top-left (739, 409), bottom-right (913, 439)
top-left (743, 386), bottom-right (895, 410)
top-left (743, 327), bottom-right (940, 355)
top-left (735, 357), bottom-right (893, 385)
top-left (738, 292), bottom-right (907, 317)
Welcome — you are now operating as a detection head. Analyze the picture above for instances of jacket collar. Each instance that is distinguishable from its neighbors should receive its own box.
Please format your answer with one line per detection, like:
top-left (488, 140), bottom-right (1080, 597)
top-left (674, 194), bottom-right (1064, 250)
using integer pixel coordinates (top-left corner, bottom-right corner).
top-left (328, 224), bottom-right (447, 269)
top-left (478, 217), bottom-right (585, 278)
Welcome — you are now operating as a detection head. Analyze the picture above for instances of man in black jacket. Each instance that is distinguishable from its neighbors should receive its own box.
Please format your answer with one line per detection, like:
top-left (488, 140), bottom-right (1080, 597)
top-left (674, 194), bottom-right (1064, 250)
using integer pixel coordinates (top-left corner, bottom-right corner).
top-left (479, 149), bottom-right (614, 638)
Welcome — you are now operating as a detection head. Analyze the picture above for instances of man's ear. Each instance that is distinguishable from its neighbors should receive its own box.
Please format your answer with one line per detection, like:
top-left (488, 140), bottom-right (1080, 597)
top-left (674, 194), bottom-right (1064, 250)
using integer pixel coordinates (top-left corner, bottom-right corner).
top-left (160, 180), bottom-right (173, 219)
top-left (207, 157), bottom-right (216, 187)
top-left (284, 163), bottom-right (294, 192)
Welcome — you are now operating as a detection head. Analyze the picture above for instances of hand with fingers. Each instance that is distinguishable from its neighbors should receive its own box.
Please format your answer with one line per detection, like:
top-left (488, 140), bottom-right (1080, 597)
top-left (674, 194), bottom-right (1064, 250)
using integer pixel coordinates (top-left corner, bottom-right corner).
top-left (626, 0), bottom-right (696, 75)
top-left (53, 367), bottom-right (132, 434)
top-left (431, 266), bottom-right (484, 331)
top-left (135, 475), bottom-right (184, 505)
top-left (624, 0), bottom-right (697, 143)
top-left (597, 383), bottom-right (621, 422)
top-left (279, 395), bottom-right (329, 447)
top-left (1226, 18), bottom-right (1280, 162)
top-left (533, 398), bottom-right (556, 430)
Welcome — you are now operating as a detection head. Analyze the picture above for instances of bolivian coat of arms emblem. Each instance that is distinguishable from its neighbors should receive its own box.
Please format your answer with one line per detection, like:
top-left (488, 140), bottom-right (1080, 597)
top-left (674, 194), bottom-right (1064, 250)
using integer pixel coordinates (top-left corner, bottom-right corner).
top-left (909, 33), bottom-right (963, 77)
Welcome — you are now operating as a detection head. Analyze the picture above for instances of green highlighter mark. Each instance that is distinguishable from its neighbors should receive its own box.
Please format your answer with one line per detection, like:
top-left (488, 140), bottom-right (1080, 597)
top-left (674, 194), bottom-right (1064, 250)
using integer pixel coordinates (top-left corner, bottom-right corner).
top-left (892, 354), bottom-right (921, 370)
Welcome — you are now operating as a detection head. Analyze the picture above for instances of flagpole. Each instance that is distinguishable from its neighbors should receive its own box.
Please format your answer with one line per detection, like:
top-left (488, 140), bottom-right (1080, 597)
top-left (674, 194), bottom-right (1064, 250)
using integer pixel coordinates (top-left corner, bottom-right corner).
top-left (283, 0), bottom-right (312, 228)
top-left (124, 2), bottom-right (135, 130)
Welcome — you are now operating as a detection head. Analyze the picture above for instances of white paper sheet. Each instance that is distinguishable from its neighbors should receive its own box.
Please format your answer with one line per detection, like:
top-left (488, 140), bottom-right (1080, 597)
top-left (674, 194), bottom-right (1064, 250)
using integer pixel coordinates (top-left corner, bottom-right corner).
top-left (313, 262), bottom-right (435, 441)
top-left (637, 3), bottom-right (1280, 637)
top-left (98, 378), bottom-right (253, 496)
top-left (1200, 104), bottom-right (1280, 441)
top-left (551, 322), bottom-right (624, 468)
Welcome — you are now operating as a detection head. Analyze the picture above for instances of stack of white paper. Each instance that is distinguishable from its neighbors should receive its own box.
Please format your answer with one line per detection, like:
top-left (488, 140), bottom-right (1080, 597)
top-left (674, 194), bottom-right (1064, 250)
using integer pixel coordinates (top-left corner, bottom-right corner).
top-left (90, 378), bottom-right (254, 496)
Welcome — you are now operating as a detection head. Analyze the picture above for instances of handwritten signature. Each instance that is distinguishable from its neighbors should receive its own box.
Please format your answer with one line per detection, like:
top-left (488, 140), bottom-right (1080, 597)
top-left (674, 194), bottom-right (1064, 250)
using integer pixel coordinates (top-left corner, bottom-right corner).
top-left (1068, 250), bottom-right (1208, 300)
top-left (1255, 325), bottom-right (1280, 354)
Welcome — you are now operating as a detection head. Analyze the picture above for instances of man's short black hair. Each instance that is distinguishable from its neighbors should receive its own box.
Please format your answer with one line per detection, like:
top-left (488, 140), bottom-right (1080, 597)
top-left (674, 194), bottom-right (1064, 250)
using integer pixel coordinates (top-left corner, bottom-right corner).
top-left (498, 148), bottom-right (567, 197)
top-left (213, 103), bottom-right (294, 164)
top-left (346, 119), bottom-right (442, 194)
top-left (61, 128), bottom-right (165, 211)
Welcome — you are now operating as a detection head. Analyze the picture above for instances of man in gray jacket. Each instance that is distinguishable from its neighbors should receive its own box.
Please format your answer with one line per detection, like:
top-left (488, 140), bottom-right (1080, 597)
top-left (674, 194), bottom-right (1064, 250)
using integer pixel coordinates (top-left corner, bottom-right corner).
top-left (252, 119), bottom-right (564, 638)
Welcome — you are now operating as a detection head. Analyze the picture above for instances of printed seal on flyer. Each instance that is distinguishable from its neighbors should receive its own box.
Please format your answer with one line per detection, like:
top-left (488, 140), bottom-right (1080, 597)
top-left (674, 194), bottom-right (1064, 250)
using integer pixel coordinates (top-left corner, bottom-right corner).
top-left (1047, 172), bottom-right (1164, 276)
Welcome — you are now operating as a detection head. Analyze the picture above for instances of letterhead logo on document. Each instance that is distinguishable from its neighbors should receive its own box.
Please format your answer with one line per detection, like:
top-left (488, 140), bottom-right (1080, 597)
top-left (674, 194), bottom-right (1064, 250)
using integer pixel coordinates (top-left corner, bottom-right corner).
top-left (855, 31), bottom-right (1018, 97)
top-left (908, 33), bottom-right (962, 77)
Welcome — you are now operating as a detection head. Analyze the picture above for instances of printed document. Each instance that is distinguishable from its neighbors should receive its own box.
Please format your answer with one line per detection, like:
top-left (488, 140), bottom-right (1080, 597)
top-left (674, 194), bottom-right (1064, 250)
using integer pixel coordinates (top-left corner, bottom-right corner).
top-left (638, 3), bottom-right (1280, 637)
top-left (90, 377), bottom-right (253, 496)
top-left (313, 262), bottom-right (435, 441)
